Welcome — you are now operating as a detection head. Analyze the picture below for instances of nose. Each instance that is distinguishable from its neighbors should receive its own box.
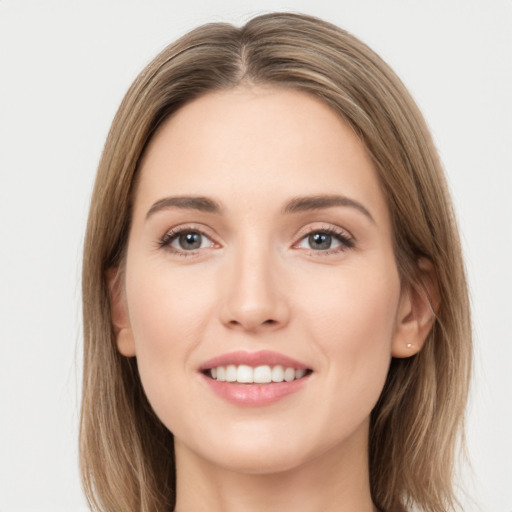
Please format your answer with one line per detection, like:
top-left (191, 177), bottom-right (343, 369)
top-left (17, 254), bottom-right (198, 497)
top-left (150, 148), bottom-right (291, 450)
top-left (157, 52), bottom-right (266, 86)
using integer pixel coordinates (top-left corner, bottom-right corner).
top-left (219, 246), bottom-right (290, 333)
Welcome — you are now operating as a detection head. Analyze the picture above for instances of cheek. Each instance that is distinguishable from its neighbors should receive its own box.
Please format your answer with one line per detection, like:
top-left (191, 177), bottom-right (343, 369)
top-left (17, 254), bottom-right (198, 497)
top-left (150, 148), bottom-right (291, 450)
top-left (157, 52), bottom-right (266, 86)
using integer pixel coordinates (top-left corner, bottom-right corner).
top-left (300, 259), bottom-right (400, 339)
top-left (127, 258), bottom-right (214, 340)
top-left (297, 261), bottom-right (400, 412)
top-left (124, 262), bottom-right (216, 404)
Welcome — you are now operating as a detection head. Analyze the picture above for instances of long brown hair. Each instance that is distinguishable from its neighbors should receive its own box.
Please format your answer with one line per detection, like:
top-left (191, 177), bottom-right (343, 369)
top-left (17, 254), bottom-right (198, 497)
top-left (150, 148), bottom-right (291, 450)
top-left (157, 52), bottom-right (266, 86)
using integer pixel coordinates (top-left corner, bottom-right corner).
top-left (81, 12), bottom-right (471, 512)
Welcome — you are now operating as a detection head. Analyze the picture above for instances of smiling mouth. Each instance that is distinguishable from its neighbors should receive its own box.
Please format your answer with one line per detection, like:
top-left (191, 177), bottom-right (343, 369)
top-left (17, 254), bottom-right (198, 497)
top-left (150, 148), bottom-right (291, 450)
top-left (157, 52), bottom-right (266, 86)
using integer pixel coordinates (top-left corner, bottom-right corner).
top-left (204, 365), bottom-right (313, 384)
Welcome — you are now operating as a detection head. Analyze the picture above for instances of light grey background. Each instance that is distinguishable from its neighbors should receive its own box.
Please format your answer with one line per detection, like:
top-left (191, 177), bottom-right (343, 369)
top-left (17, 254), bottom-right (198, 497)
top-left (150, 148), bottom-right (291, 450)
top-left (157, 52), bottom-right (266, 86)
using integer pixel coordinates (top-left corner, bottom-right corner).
top-left (1, 1), bottom-right (511, 511)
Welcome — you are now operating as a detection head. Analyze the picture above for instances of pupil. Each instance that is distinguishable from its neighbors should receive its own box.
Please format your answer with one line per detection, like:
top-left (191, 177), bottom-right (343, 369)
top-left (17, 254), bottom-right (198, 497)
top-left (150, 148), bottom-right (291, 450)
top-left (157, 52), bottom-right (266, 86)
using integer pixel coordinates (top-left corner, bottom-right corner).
top-left (309, 233), bottom-right (331, 250)
top-left (179, 232), bottom-right (202, 250)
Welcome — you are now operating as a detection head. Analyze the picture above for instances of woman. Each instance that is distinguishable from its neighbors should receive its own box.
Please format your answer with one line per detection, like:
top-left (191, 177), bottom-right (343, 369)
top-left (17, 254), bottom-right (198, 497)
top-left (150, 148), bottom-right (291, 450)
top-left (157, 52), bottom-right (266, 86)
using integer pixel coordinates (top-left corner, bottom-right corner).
top-left (80, 12), bottom-right (471, 512)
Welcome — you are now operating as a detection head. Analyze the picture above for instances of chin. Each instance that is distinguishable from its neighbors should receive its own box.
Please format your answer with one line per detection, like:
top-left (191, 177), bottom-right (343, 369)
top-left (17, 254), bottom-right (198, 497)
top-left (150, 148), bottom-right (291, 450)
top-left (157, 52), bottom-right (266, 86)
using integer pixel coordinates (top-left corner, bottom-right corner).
top-left (176, 417), bottom-right (344, 477)
top-left (205, 441), bottom-right (311, 475)
top-left (172, 417), bottom-right (309, 473)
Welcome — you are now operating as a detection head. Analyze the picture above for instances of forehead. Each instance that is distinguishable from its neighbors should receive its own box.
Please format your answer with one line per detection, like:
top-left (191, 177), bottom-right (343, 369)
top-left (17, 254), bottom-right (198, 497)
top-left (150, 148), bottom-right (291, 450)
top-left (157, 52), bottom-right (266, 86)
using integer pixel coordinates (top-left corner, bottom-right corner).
top-left (135, 86), bottom-right (389, 223)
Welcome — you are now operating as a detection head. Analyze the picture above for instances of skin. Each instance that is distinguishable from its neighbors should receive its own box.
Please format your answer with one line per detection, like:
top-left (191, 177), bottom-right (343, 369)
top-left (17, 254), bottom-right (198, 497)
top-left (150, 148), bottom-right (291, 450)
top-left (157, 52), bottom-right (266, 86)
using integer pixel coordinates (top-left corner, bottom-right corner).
top-left (111, 86), bottom-right (434, 512)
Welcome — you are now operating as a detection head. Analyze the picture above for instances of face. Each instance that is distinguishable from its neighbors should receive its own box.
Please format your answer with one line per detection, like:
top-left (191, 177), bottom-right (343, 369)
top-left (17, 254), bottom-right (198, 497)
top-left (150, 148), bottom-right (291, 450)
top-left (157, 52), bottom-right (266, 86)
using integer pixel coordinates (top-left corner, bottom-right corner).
top-left (113, 86), bottom-right (418, 475)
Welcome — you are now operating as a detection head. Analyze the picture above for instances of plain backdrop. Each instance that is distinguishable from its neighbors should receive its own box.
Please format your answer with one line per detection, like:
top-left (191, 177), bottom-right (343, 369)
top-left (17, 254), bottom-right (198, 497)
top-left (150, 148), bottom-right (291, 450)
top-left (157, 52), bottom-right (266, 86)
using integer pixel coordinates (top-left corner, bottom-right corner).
top-left (0, 1), bottom-right (511, 511)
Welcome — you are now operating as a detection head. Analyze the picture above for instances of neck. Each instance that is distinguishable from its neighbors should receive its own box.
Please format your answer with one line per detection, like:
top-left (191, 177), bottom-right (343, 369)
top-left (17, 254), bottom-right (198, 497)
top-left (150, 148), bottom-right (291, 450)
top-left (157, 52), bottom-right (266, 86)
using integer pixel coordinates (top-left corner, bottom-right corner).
top-left (173, 421), bottom-right (377, 512)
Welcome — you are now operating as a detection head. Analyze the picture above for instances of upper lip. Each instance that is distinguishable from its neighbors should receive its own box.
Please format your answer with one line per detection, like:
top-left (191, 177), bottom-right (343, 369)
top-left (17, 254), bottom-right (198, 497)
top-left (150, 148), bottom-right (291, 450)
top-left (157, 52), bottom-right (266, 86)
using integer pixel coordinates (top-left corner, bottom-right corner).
top-left (199, 350), bottom-right (310, 371)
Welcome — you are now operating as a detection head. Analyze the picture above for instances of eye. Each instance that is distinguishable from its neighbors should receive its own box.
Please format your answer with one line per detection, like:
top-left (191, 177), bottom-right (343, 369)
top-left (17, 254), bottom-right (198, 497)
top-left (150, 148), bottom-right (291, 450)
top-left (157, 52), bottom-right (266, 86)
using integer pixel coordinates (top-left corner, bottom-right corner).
top-left (303, 232), bottom-right (339, 250)
top-left (295, 227), bottom-right (354, 253)
top-left (159, 228), bottom-right (216, 253)
top-left (173, 231), bottom-right (210, 250)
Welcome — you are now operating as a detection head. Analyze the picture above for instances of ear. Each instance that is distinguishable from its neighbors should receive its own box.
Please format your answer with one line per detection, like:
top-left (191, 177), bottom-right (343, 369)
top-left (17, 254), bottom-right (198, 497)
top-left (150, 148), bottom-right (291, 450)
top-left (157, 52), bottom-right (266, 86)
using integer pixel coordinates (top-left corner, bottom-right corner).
top-left (392, 258), bottom-right (439, 358)
top-left (107, 268), bottom-right (136, 357)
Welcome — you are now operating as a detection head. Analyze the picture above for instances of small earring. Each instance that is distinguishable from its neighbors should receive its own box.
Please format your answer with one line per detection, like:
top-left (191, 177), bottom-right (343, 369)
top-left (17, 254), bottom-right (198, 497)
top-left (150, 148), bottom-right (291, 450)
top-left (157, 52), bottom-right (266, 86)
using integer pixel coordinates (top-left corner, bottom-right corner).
top-left (406, 343), bottom-right (413, 349)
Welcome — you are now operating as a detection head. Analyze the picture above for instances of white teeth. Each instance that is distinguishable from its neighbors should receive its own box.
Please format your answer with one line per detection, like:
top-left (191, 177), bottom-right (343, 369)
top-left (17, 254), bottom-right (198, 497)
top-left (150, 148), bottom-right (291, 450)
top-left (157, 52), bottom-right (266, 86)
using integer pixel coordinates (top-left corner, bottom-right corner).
top-left (226, 365), bottom-right (237, 382)
top-left (284, 367), bottom-right (295, 382)
top-left (237, 364), bottom-right (253, 383)
top-left (208, 364), bottom-right (308, 383)
top-left (253, 365), bottom-right (272, 383)
top-left (295, 369), bottom-right (306, 379)
top-left (271, 365), bottom-right (284, 382)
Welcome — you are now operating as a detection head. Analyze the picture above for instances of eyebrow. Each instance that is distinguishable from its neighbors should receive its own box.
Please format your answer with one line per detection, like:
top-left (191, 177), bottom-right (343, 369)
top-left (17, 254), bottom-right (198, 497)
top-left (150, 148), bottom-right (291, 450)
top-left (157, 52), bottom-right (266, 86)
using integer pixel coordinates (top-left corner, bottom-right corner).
top-left (283, 194), bottom-right (375, 223)
top-left (145, 194), bottom-right (374, 223)
top-left (146, 196), bottom-right (222, 218)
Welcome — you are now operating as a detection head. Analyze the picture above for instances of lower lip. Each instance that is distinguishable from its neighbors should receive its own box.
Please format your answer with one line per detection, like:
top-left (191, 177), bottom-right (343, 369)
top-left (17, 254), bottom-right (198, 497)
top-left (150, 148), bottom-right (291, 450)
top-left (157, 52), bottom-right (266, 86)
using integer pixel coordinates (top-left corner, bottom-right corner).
top-left (202, 374), bottom-right (309, 406)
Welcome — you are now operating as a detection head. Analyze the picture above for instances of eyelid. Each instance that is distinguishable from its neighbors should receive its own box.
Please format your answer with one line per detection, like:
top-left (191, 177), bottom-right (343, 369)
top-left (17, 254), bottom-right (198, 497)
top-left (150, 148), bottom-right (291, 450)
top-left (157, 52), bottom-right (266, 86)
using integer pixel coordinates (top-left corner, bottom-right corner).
top-left (156, 222), bottom-right (354, 256)
top-left (292, 223), bottom-right (355, 253)
top-left (158, 223), bottom-right (221, 253)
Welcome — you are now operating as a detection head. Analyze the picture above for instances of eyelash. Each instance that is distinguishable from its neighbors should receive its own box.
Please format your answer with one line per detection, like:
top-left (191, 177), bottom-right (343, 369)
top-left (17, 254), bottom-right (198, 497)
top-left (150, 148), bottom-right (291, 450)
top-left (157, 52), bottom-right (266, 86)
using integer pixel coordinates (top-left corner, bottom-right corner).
top-left (158, 225), bottom-right (355, 256)
top-left (158, 225), bottom-right (217, 256)
top-left (294, 226), bottom-right (355, 255)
